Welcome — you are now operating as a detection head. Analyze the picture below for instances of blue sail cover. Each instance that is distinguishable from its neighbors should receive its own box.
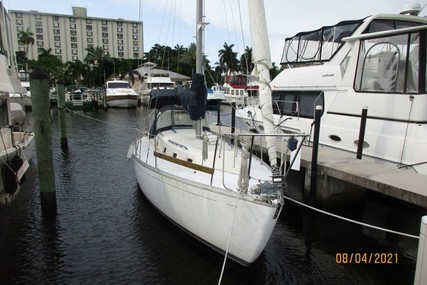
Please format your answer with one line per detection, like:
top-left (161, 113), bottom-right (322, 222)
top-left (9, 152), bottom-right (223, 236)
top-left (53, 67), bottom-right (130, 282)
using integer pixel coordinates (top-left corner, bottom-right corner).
top-left (177, 73), bottom-right (207, 120)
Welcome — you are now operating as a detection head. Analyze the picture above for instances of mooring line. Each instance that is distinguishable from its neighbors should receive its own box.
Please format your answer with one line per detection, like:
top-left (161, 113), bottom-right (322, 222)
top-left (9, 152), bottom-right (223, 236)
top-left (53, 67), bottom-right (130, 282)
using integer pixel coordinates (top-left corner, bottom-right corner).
top-left (65, 107), bottom-right (145, 134)
top-left (283, 195), bottom-right (420, 239)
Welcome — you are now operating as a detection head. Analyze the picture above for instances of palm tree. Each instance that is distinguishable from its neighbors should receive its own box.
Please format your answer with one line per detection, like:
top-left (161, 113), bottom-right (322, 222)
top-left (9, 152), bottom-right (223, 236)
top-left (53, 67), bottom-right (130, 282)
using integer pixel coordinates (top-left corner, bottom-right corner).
top-left (118, 59), bottom-right (141, 85)
top-left (84, 46), bottom-right (111, 84)
top-left (240, 46), bottom-right (253, 74)
top-left (64, 60), bottom-right (87, 85)
top-left (218, 42), bottom-right (239, 72)
top-left (18, 27), bottom-right (34, 56)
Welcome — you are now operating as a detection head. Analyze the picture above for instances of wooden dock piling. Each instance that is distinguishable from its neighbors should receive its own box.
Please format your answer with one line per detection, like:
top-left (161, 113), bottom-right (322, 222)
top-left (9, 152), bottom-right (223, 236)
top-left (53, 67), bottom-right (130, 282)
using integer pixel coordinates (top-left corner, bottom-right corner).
top-left (30, 68), bottom-right (57, 214)
top-left (56, 81), bottom-right (68, 150)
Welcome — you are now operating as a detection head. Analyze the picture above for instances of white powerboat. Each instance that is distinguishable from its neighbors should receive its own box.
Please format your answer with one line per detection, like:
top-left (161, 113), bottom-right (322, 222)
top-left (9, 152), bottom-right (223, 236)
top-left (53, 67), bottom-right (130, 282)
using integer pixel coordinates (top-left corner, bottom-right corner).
top-left (105, 79), bottom-right (138, 108)
top-left (238, 3), bottom-right (427, 175)
top-left (127, 0), bottom-right (301, 265)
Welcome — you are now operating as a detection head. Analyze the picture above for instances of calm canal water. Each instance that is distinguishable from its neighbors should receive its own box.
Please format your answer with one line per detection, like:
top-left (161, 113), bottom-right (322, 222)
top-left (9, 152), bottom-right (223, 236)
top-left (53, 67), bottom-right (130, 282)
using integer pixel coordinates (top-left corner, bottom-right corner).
top-left (0, 106), bottom-right (425, 284)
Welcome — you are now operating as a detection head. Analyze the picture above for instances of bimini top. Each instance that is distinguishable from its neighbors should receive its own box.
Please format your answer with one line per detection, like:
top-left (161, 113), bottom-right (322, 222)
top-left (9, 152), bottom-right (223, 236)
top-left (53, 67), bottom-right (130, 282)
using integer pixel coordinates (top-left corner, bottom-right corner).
top-left (280, 19), bottom-right (363, 65)
top-left (280, 14), bottom-right (427, 67)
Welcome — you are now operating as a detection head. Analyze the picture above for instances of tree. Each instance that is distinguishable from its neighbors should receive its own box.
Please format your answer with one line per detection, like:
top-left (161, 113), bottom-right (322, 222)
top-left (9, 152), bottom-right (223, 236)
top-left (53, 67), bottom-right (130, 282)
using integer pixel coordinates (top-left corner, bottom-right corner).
top-left (84, 46), bottom-right (111, 85)
top-left (240, 46), bottom-right (253, 74)
top-left (18, 27), bottom-right (34, 56)
top-left (64, 60), bottom-right (87, 85)
top-left (218, 42), bottom-right (239, 72)
top-left (118, 59), bottom-right (141, 85)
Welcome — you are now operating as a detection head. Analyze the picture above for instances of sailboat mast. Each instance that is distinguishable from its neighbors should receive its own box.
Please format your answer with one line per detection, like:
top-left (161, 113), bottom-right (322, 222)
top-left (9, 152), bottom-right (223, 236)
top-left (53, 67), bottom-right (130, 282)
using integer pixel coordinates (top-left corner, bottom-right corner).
top-left (196, 0), bottom-right (203, 74)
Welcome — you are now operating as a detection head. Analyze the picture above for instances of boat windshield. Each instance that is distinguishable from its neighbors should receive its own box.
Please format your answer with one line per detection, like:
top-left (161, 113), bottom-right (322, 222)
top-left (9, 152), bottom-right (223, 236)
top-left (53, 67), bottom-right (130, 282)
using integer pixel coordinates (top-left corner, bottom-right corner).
top-left (281, 20), bottom-right (362, 66)
top-left (150, 106), bottom-right (193, 136)
top-left (108, 82), bottom-right (131, 88)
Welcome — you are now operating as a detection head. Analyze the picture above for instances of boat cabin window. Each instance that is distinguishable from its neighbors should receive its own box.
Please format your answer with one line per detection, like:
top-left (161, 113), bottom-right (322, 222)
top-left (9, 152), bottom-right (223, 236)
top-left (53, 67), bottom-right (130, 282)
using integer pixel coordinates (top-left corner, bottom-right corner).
top-left (281, 20), bottom-right (361, 66)
top-left (272, 90), bottom-right (324, 118)
top-left (107, 82), bottom-right (131, 88)
top-left (355, 22), bottom-right (425, 94)
top-left (150, 108), bottom-right (194, 135)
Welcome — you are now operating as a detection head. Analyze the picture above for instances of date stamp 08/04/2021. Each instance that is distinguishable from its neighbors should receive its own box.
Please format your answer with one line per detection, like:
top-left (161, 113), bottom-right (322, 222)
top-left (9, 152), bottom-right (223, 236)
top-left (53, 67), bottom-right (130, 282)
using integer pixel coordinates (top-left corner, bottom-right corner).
top-left (335, 253), bottom-right (399, 264)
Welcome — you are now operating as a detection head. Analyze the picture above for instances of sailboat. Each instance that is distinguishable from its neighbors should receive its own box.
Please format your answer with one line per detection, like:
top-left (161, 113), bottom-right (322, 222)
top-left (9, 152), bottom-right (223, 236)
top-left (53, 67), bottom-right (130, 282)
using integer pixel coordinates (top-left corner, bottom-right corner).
top-left (128, 0), bottom-right (302, 265)
top-left (0, 1), bottom-right (35, 204)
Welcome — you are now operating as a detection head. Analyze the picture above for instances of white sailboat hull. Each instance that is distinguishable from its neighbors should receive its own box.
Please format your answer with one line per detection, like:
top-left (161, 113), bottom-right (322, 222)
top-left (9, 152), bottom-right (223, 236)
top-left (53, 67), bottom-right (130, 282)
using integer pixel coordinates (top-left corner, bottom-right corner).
top-left (129, 129), bottom-right (282, 265)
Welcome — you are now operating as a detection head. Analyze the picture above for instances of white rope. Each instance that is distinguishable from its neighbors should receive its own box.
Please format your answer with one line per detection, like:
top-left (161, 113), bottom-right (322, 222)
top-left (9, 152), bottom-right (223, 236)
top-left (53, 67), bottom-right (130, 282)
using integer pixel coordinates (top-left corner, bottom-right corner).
top-left (284, 195), bottom-right (420, 239)
top-left (218, 191), bottom-right (241, 285)
top-left (65, 107), bottom-right (146, 134)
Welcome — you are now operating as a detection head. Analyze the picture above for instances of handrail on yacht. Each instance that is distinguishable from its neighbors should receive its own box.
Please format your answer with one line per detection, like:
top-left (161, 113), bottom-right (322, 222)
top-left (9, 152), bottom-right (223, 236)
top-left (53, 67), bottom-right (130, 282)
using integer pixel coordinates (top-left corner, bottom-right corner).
top-left (343, 24), bottom-right (427, 42)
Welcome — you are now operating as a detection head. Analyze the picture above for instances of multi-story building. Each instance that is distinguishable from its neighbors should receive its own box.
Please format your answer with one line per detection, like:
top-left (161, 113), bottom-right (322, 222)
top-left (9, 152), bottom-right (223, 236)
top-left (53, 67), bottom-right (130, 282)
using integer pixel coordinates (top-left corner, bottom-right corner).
top-left (9, 6), bottom-right (143, 62)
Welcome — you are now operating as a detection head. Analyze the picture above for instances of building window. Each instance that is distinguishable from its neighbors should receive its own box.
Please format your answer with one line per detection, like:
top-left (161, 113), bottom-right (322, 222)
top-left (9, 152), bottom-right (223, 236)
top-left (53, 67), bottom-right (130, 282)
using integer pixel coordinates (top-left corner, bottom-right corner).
top-left (55, 42), bottom-right (61, 47)
top-left (87, 31), bottom-right (93, 37)
top-left (53, 16), bottom-right (59, 21)
top-left (70, 17), bottom-right (76, 22)
top-left (103, 45), bottom-right (109, 50)
top-left (71, 37), bottom-right (77, 42)
top-left (36, 21), bottom-right (42, 27)
top-left (55, 48), bottom-right (61, 54)
top-left (118, 40), bottom-right (123, 45)
top-left (118, 46), bottom-right (124, 51)
top-left (15, 12), bottom-right (22, 18)
top-left (133, 41), bottom-right (138, 46)
top-left (102, 38), bottom-right (109, 44)
top-left (118, 52), bottom-right (124, 57)
top-left (86, 25), bottom-right (92, 30)
top-left (36, 35), bottom-right (43, 40)
top-left (117, 21), bottom-right (122, 26)
top-left (54, 36), bottom-right (61, 41)
top-left (71, 43), bottom-right (77, 48)
top-left (37, 41), bottom-right (44, 46)
top-left (35, 14), bottom-right (41, 20)
top-left (102, 26), bottom-right (108, 32)
top-left (17, 26), bottom-right (24, 32)
top-left (132, 35), bottom-right (138, 40)
top-left (102, 32), bottom-right (108, 38)
top-left (87, 38), bottom-right (93, 43)
top-left (72, 49), bottom-right (78, 55)
top-left (36, 27), bottom-right (43, 33)
top-left (53, 29), bottom-right (60, 34)
top-left (70, 30), bottom-right (77, 36)
top-left (132, 23), bottom-right (138, 28)
top-left (133, 52), bottom-right (139, 58)
top-left (72, 55), bottom-right (78, 61)
top-left (70, 23), bottom-right (76, 29)
top-left (133, 28), bottom-right (138, 34)
top-left (117, 34), bottom-right (123, 39)
top-left (133, 46), bottom-right (138, 51)
top-left (16, 19), bottom-right (23, 25)
top-left (53, 22), bottom-right (59, 28)
top-left (117, 27), bottom-right (123, 33)
top-left (86, 19), bottom-right (92, 24)
top-left (102, 20), bottom-right (107, 25)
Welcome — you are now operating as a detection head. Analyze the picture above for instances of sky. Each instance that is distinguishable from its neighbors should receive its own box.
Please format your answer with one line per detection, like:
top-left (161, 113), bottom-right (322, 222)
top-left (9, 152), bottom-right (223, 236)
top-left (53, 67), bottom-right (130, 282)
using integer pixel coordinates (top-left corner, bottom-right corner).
top-left (5, 0), bottom-right (427, 66)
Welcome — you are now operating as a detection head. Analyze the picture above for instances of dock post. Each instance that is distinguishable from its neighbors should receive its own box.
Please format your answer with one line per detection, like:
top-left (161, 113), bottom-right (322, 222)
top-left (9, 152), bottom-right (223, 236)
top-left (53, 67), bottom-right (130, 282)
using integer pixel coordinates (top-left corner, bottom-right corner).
top-left (309, 105), bottom-right (322, 204)
top-left (56, 81), bottom-right (68, 150)
top-left (356, 106), bottom-right (368, 159)
top-left (30, 68), bottom-right (57, 214)
top-left (414, 216), bottom-right (427, 284)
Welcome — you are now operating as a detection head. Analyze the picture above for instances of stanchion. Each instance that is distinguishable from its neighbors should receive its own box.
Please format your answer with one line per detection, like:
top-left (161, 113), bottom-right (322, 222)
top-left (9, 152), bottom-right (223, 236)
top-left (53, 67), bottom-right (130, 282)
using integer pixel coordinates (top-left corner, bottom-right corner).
top-left (309, 105), bottom-right (322, 204)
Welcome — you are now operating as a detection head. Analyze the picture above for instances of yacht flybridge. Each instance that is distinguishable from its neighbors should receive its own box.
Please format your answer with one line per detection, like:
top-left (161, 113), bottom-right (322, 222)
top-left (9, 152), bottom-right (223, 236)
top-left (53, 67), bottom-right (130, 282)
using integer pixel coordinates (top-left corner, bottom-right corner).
top-left (239, 4), bottom-right (427, 174)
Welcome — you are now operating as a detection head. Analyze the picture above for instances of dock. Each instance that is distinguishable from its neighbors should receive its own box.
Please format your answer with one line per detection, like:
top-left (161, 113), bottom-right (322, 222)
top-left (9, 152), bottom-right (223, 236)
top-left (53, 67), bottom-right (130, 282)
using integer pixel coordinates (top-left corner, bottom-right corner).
top-left (208, 124), bottom-right (427, 209)
top-left (299, 144), bottom-right (427, 209)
